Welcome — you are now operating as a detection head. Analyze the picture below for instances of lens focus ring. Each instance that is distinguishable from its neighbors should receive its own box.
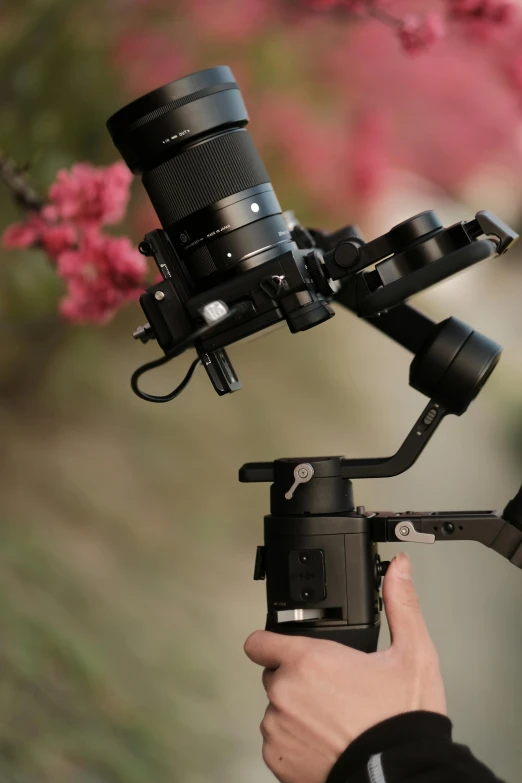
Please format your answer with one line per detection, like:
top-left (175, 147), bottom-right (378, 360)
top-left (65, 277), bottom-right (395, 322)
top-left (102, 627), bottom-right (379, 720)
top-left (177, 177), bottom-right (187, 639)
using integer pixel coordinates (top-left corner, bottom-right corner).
top-left (143, 129), bottom-right (270, 226)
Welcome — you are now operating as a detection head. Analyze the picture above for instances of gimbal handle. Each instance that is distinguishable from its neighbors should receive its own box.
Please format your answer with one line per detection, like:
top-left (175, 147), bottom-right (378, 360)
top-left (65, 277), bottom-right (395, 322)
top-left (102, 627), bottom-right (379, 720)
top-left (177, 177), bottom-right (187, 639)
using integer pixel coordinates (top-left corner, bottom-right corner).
top-left (240, 457), bottom-right (522, 653)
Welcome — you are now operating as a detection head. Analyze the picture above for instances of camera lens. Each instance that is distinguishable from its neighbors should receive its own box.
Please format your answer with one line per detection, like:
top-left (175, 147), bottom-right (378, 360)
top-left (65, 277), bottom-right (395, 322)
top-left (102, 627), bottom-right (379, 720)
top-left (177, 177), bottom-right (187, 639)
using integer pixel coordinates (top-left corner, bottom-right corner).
top-left (107, 66), bottom-right (295, 287)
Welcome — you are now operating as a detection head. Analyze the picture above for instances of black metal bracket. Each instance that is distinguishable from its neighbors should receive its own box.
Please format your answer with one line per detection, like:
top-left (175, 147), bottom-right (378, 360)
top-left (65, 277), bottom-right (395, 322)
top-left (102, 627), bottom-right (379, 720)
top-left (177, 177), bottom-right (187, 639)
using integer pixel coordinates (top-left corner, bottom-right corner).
top-left (371, 505), bottom-right (522, 569)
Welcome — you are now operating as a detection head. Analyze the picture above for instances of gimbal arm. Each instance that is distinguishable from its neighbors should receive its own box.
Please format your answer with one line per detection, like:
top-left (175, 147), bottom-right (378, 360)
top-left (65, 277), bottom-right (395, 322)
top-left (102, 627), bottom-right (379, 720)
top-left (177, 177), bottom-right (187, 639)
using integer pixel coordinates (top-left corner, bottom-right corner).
top-left (335, 294), bottom-right (436, 355)
top-left (333, 251), bottom-right (522, 568)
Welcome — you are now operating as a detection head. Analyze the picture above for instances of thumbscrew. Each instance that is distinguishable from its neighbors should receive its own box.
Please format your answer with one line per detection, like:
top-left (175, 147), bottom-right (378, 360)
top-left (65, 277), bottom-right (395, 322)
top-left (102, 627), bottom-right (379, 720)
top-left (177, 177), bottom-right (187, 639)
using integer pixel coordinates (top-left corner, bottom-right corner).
top-left (374, 556), bottom-right (391, 589)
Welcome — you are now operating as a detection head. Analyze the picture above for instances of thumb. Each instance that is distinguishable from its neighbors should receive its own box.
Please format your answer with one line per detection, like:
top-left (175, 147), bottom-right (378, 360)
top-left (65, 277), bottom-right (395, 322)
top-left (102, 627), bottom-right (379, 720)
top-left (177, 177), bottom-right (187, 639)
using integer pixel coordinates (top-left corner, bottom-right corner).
top-left (382, 552), bottom-right (432, 652)
top-left (244, 630), bottom-right (303, 669)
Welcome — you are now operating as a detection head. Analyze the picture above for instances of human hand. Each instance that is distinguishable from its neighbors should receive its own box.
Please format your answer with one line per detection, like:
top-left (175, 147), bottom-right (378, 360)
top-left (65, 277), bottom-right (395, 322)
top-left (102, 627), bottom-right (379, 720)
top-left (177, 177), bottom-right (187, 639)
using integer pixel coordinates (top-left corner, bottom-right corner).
top-left (244, 552), bottom-right (447, 783)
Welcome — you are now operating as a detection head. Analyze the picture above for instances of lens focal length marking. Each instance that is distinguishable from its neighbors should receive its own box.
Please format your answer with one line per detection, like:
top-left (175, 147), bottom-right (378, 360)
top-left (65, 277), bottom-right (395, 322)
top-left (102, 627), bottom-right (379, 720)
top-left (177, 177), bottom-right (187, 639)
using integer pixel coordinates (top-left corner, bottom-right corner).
top-left (170, 186), bottom-right (283, 258)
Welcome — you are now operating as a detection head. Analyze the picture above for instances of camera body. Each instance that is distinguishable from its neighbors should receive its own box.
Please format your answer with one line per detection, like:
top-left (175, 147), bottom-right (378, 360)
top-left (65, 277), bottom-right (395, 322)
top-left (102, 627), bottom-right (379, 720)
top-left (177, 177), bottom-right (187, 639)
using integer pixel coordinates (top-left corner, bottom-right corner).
top-left (136, 225), bottom-right (334, 394)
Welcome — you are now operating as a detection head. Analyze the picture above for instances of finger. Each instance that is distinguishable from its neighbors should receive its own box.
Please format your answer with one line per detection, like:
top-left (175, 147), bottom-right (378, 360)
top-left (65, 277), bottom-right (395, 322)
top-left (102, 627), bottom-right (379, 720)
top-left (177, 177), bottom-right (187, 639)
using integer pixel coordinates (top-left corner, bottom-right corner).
top-left (260, 703), bottom-right (278, 739)
top-left (382, 552), bottom-right (433, 653)
top-left (244, 630), bottom-right (303, 669)
top-left (262, 667), bottom-right (277, 693)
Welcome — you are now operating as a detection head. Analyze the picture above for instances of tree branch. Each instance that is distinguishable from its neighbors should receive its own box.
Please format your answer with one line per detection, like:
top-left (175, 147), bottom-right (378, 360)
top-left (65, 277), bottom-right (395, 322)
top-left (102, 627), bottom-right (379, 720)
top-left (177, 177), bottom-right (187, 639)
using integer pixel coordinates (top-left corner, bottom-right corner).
top-left (367, 2), bottom-right (404, 29)
top-left (0, 149), bottom-right (44, 212)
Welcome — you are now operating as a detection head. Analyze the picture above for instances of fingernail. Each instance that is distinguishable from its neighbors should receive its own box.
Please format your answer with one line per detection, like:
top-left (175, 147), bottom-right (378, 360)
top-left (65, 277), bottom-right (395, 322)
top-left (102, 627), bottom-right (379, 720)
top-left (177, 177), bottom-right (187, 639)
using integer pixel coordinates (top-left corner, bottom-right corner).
top-left (395, 552), bottom-right (412, 580)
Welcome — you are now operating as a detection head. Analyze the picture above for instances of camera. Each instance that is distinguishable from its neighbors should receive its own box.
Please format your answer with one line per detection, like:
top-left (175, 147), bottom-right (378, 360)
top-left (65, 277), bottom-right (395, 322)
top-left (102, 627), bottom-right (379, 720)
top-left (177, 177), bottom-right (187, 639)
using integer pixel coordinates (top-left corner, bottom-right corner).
top-left (107, 66), bottom-right (517, 402)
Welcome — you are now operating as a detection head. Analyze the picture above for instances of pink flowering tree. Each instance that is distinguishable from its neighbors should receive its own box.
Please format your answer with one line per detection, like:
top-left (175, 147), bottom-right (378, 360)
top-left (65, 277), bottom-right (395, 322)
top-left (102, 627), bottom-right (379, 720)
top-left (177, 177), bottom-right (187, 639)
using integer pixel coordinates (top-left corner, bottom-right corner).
top-left (1, 157), bottom-right (148, 324)
top-left (3, 0), bottom-right (522, 326)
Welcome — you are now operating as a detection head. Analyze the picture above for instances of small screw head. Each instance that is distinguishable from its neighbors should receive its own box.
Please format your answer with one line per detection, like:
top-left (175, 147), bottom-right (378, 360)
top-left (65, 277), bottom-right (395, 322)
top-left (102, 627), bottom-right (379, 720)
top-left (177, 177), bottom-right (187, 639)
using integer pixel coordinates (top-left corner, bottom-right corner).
top-left (155, 291), bottom-right (166, 301)
top-left (298, 467), bottom-right (309, 479)
top-left (399, 525), bottom-right (410, 537)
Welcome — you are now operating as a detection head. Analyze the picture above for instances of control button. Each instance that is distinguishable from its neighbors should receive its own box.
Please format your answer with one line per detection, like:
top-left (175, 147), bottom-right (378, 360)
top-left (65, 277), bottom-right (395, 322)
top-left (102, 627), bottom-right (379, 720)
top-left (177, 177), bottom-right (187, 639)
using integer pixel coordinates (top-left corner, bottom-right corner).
top-left (334, 241), bottom-right (359, 268)
top-left (253, 546), bottom-right (266, 581)
top-left (423, 408), bottom-right (437, 426)
top-left (442, 522), bottom-right (455, 535)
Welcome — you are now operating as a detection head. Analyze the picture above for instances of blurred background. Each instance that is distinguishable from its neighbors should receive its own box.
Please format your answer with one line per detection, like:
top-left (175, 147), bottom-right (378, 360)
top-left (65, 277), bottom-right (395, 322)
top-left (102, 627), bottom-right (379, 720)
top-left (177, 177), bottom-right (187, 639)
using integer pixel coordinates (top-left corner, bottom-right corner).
top-left (1, 1), bottom-right (522, 781)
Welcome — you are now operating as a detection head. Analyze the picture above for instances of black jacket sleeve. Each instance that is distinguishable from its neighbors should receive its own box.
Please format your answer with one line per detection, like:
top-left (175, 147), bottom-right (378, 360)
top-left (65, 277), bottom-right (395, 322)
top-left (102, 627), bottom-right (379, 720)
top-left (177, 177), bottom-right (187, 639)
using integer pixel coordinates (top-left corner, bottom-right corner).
top-left (326, 711), bottom-right (506, 783)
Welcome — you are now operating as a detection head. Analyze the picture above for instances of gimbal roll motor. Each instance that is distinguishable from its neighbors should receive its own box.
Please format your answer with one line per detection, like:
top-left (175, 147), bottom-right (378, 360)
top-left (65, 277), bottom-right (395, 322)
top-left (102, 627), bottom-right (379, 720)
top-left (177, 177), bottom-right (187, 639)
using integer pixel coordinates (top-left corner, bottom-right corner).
top-left (107, 65), bottom-right (522, 652)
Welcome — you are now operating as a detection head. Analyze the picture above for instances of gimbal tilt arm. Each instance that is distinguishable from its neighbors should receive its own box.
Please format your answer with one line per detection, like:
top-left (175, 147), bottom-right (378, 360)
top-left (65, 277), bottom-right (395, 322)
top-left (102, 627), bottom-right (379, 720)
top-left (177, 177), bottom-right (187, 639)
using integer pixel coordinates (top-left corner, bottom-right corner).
top-left (240, 220), bottom-right (522, 653)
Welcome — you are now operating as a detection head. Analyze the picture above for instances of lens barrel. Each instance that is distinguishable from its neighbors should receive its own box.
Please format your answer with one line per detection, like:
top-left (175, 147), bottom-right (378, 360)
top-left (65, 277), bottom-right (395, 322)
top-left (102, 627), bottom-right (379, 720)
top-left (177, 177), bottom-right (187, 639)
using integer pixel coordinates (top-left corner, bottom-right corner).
top-left (107, 66), bottom-right (294, 286)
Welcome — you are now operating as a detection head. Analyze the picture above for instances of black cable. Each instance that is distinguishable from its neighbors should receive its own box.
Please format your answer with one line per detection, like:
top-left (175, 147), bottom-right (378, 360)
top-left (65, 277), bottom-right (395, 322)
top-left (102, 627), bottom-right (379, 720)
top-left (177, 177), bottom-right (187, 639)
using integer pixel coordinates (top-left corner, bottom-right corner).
top-left (130, 304), bottom-right (247, 403)
top-left (131, 355), bottom-right (201, 403)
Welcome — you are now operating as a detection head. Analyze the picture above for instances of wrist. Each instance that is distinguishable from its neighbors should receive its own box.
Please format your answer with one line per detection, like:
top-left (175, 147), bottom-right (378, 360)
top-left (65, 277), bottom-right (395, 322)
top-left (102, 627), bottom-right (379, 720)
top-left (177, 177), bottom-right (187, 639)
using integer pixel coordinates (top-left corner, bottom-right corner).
top-left (326, 711), bottom-right (452, 783)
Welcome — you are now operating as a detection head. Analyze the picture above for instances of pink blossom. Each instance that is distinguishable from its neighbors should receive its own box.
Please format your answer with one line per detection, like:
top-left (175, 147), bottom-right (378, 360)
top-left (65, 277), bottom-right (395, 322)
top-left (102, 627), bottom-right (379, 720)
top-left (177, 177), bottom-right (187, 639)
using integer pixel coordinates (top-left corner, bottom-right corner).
top-left (325, 20), bottom-right (522, 191)
top-left (252, 95), bottom-right (352, 212)
top-left (303, 0), bottom-right (369, 10)
top-left (59, 280), bottom-right (133, 325)
top-left (40, 223), bottom-right (77, 259)
top-left (448, 0), bottom-right (517, 41)
top-left (3, 159), bottom-right (143, 323)
top-left (57, 233), bottom-right (147, 324)
top-left (186, 0), bottom-right (274, 40)
top-left (349, 112), bottom-right (389, 201)
top-left (2, 213), bottom-right (45, 249)
top-left (48, 162), bottom-right (133, 229)
top-left (449, 0), bottom-right (515, 24)
top-left (398, 13), bottom-right (446, 55)
top-left (1, 212), bottom-right (76, 259)
top-left (112, 33), bottom-right (189, 93)
top-left (507, 55), bottom-right (522, 99)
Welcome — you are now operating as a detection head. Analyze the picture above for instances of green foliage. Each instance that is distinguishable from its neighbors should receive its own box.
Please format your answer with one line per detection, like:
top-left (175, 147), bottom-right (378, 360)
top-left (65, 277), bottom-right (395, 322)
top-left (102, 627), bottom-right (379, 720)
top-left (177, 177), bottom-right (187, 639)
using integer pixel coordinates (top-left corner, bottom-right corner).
top-left (0, 519), bottom-right (175, 782)
top-left (0, 0), bottom-right (121, 180)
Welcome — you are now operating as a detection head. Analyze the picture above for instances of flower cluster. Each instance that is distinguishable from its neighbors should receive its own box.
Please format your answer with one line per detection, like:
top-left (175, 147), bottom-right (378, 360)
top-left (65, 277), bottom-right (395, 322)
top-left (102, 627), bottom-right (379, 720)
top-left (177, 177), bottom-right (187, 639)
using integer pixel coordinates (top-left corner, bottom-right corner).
top-left (301, 0), bottom-right (518, 52)
top-left (305, 0), bottom-right (368, 10)
top-left (449, 0), bottom-right (514, 24)
top-left (447, 0), bottom-right (516, 41)
top-left (302, 1), bottom-right (447, 54)
top-left (398, 13), bottom-right (446, 55)
top-left (2, 162), bottom-right (148, 324)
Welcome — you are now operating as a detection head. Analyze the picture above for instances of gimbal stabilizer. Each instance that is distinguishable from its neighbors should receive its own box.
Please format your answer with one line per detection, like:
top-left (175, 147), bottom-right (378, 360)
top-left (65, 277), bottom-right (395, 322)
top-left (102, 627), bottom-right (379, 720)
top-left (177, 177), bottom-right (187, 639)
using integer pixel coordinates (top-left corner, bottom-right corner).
top-left (108, 66), bottom-right (522, 654)
top-left (238, 212), bottom-right (522, 653)
top-left (129, 199), bottom-right (521, 653)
